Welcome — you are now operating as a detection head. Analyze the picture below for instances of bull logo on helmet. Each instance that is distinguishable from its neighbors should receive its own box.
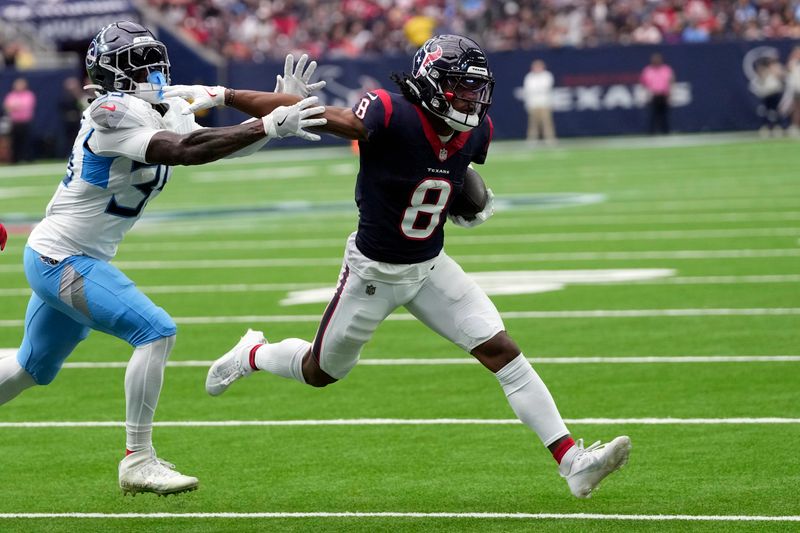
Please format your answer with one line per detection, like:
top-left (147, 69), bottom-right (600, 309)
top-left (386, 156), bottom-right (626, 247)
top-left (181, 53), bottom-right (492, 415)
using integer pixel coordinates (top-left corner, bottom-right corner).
top-left (414, 43), bottom-right (443, 78)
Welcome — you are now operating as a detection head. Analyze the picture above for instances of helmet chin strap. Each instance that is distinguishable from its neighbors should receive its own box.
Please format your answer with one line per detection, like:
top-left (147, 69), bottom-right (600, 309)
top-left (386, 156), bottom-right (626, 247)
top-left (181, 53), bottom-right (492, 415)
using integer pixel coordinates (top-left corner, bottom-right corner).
top-left (443, 107), bottom-right (479, 132)
top-left (444, 116), bottom-right (477, 132)
top-left (420, 100), bottom-right (478, 132)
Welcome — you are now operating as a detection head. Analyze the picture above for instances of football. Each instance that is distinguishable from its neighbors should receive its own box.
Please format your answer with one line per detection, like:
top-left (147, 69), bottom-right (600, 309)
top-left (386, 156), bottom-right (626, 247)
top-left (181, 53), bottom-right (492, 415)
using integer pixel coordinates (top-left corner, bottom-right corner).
top-left (449, 166), bottom-right (488, 220)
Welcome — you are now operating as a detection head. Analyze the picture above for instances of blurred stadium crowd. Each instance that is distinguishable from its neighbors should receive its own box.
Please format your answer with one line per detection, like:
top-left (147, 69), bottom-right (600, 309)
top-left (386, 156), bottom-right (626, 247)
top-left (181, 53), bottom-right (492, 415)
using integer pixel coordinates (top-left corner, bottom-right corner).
top-left (146, 0), bottom-right (800, 61)
top-left (1, 0), bottom-right (799, 164)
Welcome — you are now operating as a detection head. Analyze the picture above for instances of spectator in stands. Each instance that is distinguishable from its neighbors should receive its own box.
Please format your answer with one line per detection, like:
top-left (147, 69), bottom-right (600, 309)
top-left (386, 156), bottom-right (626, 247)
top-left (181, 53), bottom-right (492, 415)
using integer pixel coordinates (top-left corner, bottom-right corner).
top-left (522, 59), bottom-right (556, 145)
top-left (786, 46), bottom-right (800, 136)
top-left (682, 19), bottom-right (711, 42)
top-left (1, 42), bottom-right (35, 69)
top-left (2, 77), bottom-right (36, 163)
top-left (652, 2), bottom-right (682, 44)
top-left (404, 13), bottom-right (437, 47)
top-left (632, 18), bottom-right (663, 44)
top-left (2, 42), bottom-right (20, 68)
top-left (749, 56), bottom-right (786, 137)
top-left (733, 0), bottom-right (758, 27)
top-left (640, 52), bottom-right (674, 134)
top-left (142, 0), bottom-right (800, 60)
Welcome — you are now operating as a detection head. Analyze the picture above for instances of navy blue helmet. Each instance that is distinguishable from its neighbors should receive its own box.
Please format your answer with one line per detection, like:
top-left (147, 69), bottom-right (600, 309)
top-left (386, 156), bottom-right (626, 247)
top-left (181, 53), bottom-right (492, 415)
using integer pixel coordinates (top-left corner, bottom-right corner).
top-left (403, 34), bottom-right (494, 131)
top-left (86, 21), bottom-right (170, 103)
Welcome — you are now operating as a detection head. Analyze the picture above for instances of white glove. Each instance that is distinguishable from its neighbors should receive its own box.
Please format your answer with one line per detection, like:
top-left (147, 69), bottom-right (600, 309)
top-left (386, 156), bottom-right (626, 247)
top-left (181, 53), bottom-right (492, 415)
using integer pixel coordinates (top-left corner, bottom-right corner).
top-left (448, 189), bottom-right (495, 228)
top-left (161, 84), bottom-right (228, 114)
top-left (274, 53), bottom-right (326, 97)
top-left (262, 96), bottom-right (327, 141)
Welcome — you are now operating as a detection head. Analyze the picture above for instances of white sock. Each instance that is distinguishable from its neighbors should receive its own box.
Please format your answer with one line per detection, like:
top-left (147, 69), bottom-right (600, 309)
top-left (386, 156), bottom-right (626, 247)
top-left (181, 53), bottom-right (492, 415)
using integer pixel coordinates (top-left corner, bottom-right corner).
top-left (253, 338), bottom-right (308, 384)
top-left (495, 354), bottom-right (569, 446)
top-left (0, 355), bottom-right (36, 405)
top-left (124, 335), bottom-right (174, 453)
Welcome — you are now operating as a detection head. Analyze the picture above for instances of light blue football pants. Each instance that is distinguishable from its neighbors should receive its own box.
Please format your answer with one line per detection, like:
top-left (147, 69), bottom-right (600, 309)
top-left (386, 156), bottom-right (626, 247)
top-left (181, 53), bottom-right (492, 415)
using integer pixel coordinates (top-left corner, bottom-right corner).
top-left (17, 246), bottom-right (176, 384)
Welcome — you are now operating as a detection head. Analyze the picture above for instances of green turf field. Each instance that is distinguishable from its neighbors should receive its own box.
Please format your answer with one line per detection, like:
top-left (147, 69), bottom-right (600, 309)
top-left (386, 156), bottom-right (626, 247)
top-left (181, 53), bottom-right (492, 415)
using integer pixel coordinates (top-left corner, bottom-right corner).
top-left (1, 135), bottom-right (799, 531)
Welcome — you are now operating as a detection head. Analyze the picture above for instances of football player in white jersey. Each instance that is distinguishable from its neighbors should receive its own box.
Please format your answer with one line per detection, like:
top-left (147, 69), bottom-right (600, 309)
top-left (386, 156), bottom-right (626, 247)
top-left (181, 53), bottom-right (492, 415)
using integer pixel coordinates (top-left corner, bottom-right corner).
top-left (0, 21), bottom-right (326, 496)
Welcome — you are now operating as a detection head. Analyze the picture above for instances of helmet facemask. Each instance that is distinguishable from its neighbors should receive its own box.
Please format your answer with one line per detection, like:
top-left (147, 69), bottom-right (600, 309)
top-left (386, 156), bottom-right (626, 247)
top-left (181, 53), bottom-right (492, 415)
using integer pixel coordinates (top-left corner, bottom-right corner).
top-left (431, 69), bottom-right (493, 131)
top-left (99, 39), bottom-right (170, 103)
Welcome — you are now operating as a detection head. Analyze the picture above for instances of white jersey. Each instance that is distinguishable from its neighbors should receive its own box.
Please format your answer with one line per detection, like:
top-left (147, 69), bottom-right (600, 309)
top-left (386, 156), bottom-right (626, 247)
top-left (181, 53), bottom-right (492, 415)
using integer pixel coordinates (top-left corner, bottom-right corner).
top-left (27, 92), bottom-right (200, 262)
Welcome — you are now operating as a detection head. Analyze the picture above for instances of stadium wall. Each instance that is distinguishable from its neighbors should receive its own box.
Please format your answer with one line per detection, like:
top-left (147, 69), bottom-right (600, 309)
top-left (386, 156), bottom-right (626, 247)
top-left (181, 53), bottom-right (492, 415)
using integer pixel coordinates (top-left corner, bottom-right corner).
top-left (2, 39), bottom-right (797, 157)
top-left (226, 40), bottom-right (800, 139)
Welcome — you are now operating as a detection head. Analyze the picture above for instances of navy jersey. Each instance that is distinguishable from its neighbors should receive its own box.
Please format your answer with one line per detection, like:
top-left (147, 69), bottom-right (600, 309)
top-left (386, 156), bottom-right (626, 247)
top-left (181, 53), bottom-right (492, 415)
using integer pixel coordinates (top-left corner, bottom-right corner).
top-left (352, 90), bottom-right (493, 264)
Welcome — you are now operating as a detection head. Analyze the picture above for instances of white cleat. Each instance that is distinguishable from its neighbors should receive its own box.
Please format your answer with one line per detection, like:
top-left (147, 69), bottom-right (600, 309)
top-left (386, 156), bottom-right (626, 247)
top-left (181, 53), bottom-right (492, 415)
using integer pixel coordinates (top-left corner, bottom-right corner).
top-left (559, 435), bottom-right (631, 498)
top-left (119, 448), bottom-right (198, 496)
top-left (206, 328), bottom-right (266, 396)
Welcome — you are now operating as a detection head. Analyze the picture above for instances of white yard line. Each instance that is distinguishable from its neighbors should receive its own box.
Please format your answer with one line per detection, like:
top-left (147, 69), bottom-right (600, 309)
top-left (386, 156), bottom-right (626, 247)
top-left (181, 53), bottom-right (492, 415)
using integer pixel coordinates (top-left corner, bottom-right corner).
top-left (0, 185), bottom-right (56, 198)
top-left (2, 274), bottom-right (799, 297)
top-left (642, 274), bottom-right (800, 285)
top-left (1, 351), bottom-right (797, 366)
top-left (0, 162), bottom-right (66, 179)
top-left (0, 511), bottom-right (798, 522)
top-left (10, 211), bottom-right (800, 238)
top-left (483, 211), bottom-right (800, 227)
top-left (190, 163), bottom-right (357, 182)
top-left (0, 282), bottom-right (322, 297)
top-left (1, 418), bottom-right (799, 428)
top-left (126, 211), bottom-right (800, 236)
top-left (114, 227), bottom-right (800, 252)
top-left (2, 248), bottom-right (799, 273)
top-left (358, 355), bottom-right (800, 365)
top-left (2, 307), bottom-right (799, 328)
top-left (595, 197), bottom-right (800, 211)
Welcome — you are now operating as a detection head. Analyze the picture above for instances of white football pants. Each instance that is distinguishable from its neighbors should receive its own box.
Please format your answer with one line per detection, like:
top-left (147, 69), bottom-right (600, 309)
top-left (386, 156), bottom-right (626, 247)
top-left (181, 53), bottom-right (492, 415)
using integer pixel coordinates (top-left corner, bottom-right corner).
top-left (313, 233), bottom-right (504, 379)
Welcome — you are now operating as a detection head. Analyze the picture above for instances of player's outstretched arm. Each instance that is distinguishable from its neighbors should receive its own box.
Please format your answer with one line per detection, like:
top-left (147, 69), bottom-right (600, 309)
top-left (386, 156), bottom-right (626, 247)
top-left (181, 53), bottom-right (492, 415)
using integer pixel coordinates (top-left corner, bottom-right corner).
top-left (317, 106), bottom-right (368, 141)
top-left (146, 97), bottom-right (326, 166)
top-left (164, 84), bottom-right (366, 142)
top-left (224, 91), bottom-right (367, 141)
top-left (165, 53), bottom-right (365, 141)
top-left (147, 120), bottom-right (265, 166)
top-left (164, 53), bottom-right (325, 115)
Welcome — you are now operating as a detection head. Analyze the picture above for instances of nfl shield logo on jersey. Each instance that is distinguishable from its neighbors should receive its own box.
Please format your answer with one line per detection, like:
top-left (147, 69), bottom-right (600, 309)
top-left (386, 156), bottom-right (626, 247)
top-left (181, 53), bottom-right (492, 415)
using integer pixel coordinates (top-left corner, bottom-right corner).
top-left (438, 148), bottom-right (448, 161)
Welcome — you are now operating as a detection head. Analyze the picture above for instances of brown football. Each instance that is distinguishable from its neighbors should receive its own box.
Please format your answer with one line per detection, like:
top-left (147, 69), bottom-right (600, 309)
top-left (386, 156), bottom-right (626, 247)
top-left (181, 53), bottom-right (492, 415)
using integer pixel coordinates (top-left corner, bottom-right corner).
top-left (449, 166), bottom-right (488, 220)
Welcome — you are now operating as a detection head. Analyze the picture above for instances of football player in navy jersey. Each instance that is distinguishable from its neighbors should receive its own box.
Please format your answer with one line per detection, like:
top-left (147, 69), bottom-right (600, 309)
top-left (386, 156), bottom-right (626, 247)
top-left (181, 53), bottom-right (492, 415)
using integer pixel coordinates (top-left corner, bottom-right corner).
top-left (171, 36), bottom-right (631, 498)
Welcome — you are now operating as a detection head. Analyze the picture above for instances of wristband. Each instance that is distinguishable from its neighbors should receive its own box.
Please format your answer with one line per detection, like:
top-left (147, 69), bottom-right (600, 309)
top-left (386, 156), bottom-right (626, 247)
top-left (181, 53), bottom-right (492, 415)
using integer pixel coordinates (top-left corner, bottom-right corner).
top-left (224, 88), bottom-right (236, 106)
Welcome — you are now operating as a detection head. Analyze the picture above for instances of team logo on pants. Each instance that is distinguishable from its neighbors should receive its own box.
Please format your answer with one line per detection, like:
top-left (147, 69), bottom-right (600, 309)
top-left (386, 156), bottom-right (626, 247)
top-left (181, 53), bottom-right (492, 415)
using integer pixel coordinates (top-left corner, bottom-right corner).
top-left (366, 284), bottom-right (376, 295)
